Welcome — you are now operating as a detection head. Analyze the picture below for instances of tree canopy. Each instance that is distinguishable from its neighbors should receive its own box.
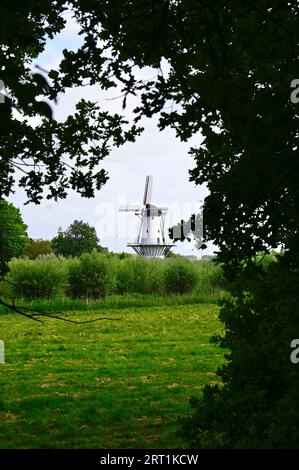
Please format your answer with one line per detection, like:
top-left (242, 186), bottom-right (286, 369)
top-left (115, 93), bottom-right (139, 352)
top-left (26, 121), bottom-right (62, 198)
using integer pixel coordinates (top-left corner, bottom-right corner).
top-left (23, 239), bottom-right (53, 259)
top-left (2, 1), bottom-right (298, 264)
top-left (0, 200), bottom-right (29, 274)
top-left (52, 220), bottom-right (102, 258)
top-left (0, 0), bottom-right (142, 204)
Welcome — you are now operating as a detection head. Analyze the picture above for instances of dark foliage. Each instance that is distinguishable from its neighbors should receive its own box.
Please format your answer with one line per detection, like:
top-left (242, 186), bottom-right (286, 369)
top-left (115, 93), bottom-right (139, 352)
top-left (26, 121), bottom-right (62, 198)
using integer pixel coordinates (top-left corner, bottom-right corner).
top-left (0, 199), bottom-right (29, 273)
top-left (23, 239), bottom-right (53, 259)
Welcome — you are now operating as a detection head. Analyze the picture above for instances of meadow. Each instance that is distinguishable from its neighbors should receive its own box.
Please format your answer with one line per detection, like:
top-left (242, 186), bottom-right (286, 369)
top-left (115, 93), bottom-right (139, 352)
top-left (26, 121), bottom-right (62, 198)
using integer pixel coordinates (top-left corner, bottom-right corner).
top-left (0, 256), bottom-right (226, 448)
top-left (0, 301), bottom-right (225, 448)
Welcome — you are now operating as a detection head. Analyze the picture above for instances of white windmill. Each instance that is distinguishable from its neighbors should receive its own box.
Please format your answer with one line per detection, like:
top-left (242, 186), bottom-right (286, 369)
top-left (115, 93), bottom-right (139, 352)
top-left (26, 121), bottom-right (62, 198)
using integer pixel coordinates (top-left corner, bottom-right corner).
top-left (119, 175), bottom-right (174, 258)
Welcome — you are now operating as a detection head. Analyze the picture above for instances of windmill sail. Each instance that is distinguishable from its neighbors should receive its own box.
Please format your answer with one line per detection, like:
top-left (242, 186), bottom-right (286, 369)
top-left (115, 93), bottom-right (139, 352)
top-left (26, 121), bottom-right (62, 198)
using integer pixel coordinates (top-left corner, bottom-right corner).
top-left (143, 175), bottom-right (153, 206)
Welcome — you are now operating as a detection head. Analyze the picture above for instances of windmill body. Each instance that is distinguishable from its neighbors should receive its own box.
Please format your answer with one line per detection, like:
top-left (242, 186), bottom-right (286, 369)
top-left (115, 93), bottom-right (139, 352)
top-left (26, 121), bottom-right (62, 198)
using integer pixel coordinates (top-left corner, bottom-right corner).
top-left (119, 176), bottom-right (174, 258)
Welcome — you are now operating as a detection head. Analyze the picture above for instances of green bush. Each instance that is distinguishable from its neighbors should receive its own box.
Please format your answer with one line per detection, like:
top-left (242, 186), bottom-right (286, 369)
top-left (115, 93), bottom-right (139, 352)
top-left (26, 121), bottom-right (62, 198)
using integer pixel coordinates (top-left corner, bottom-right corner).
top-left (4, 250), bottom-right (224, 302)
top-left (146, 258), bottom-right (165, 294)
top-left (115, 257), bottom-right (166, 295)
top-left (203, 262), bottom-right (226, 292)
top-left (67, 250), bottom-right (116, 299)
top-left (65, 257), bottom-right (81, 298)
top-left (182, 252), bottom-right (299, 448)
top-left (131, 257), bottom-right (151, 293)
top-left (7, 255), bottom-right (68, 299)
top-left (192, 260), bottom-right (225, 296)
top-left (23, 239), bottom-right (53, 259)
top-left (115, 257), bottom-right (138, 294)
top-left (163, 258), bottom-right (197, 294)
top-left (115, 256), bottom-right (151, 294)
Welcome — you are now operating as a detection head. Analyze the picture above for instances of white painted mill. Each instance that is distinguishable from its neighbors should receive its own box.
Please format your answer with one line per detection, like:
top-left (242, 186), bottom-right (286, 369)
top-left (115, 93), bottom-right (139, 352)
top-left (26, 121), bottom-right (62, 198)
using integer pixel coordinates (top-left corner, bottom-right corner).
top-left (119, 176), bottom-right (174, 258)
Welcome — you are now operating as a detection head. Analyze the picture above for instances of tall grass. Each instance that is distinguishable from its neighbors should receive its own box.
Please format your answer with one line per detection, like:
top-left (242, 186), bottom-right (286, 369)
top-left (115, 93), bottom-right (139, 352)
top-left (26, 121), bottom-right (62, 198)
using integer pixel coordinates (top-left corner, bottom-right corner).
top-left (0, 293), bottom-right (221, 315)
top-left (67, 252), bottom-right (116, 299)
top-left (163, 257), bottom-right (197, 294)
top-left (6, 255), bottom-right (68, 299)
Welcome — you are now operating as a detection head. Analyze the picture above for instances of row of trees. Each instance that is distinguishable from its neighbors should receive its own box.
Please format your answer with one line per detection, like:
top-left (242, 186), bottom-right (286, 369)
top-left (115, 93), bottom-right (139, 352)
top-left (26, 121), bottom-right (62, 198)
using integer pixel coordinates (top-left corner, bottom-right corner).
top-left (6, 252), bottom-right (209, 300)
top-left (24, 219), bottom-right (105, 259)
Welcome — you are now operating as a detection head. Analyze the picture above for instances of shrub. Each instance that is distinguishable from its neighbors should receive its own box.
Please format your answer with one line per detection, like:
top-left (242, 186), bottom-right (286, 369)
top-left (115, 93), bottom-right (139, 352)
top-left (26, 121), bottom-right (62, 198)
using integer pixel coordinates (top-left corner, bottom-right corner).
top-left (52, 220), bottom-right (102, 258)
top-left (23, 239), bottom-right (53, 259)
top-left (67, 250), bottom-right (116, 299)
top-left (182, 260), bottom-right (226, 302)
top-left (202, 262), bottom-right (226, 291)
top-left (115, 256), bottom-right (166, 295)
top-left (163, 257), bottom-right (197, 294)
top-left (114, 257), bottom-right (135, 294)
top-left (115, 256), bottom-right (150, 294)
top-left (182, 252), bottom-right (299, 448)
top-left (5, 251), bottom-right (223, 302)
top-left (65, 257), bottom-right (81, 298)
top-left (130, 257), bottom-right (151, 294)
top-left (7, 255), bottom-right (68, 299)
top-left (146, 258), bottom-right (165, 294)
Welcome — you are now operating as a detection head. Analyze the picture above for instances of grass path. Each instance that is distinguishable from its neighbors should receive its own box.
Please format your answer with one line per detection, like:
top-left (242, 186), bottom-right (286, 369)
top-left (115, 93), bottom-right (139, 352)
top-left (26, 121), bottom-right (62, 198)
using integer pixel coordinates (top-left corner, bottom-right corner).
top-left (0, 304), bottom-right (224, 448)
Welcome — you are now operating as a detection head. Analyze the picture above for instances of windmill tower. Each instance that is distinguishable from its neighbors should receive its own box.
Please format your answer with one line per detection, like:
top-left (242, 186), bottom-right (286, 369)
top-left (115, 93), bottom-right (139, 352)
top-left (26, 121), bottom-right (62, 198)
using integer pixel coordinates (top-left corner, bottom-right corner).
top-left (119, 175), bottom-right (174, 258)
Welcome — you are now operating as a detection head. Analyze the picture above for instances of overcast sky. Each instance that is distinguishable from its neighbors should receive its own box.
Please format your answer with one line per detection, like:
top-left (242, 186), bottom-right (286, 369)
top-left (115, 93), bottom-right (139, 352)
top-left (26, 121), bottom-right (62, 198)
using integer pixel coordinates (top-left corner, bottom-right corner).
top-left (9, 13), bottom-right (216, 257)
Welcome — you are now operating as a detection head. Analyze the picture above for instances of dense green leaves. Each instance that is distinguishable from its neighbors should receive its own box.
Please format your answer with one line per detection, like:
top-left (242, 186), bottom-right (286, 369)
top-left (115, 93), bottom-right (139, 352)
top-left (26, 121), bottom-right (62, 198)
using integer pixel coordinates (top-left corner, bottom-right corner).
top-left (52, 220), bottom-right (102, 258)
top-left (163, 257), bottom-right (197, 295)
top-left (183, 253), bottom-right (299, 448)
top-left (5, 254), bottom-right (222, 301)
top-left (2, 2), bottom-right (299, 259)
top-left (23, 239), bottom-right (53, 259)
top-left (15, 0), bottom-right (294, 266)
top-left (7, 255), bottom-right (68, 300)
top-left (67, 251), bottom-right (116, 299)
top-left (0, 1), bottom-right (142, 203)
top-left (0, 200), bottom-right (29, 274)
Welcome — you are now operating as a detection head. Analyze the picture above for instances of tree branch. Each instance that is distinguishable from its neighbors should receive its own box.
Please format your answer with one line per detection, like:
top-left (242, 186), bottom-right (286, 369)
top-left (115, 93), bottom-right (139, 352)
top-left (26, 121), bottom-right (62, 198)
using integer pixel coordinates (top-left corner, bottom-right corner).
top-left (0, 297), bottom-right (122, 323)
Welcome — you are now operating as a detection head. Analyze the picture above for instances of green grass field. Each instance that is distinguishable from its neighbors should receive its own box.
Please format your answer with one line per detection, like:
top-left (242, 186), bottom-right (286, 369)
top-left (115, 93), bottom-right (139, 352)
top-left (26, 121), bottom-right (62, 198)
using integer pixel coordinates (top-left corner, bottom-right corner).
top-left (0, 303), bottom-right (224, 448)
